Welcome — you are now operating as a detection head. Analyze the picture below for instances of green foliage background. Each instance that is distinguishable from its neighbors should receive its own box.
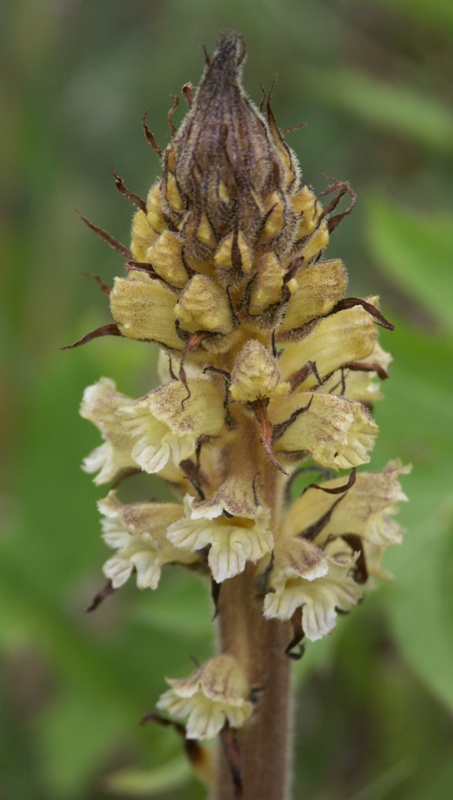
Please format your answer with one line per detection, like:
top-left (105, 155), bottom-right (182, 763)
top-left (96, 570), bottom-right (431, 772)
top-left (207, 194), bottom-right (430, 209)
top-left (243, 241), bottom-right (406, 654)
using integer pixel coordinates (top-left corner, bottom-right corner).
top-left (1, 1), bottom-right (452, 798)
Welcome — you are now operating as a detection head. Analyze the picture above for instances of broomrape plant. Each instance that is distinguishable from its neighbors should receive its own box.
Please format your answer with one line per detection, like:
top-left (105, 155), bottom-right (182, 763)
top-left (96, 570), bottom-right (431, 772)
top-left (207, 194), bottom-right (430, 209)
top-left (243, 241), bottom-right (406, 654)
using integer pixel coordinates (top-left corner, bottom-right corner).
top-left (69, 32), bottom-right (409, 800)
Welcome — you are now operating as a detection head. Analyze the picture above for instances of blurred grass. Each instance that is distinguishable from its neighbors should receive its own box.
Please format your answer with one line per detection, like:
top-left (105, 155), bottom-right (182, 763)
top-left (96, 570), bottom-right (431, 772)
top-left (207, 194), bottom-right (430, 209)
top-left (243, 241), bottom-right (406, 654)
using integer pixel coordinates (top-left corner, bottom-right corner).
top-left (1, 0), bottom-right (452, 798)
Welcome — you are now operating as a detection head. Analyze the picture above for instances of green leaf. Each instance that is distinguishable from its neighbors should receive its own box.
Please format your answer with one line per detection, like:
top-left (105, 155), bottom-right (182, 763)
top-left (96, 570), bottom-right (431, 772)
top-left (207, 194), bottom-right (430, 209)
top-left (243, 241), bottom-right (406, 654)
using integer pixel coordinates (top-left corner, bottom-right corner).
top-left (105, 757), bottom-right (191, 795)
top-left (303, 68), bottom-right (453, 153)
top-left (36, 689), bottom-right (128, 799)
top-left (371, 323), bottom-right (453, 712)
top-left (386, 485), bottom-right (453, 712)
top-left (375, 0), bottom-right (453, 34)
top-left (365, 195), bottom-right (453, 332)
top-left (348, 759), bottom-right (415, 800)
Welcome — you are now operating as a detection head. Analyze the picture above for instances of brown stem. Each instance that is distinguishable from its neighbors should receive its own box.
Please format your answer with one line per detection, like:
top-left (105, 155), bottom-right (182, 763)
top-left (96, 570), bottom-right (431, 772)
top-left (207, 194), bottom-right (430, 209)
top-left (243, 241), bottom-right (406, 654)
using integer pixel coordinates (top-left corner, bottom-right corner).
top-left (213, 569), bottom-right (293, 800)
top-left (212, 411), bottom-right (293, 800)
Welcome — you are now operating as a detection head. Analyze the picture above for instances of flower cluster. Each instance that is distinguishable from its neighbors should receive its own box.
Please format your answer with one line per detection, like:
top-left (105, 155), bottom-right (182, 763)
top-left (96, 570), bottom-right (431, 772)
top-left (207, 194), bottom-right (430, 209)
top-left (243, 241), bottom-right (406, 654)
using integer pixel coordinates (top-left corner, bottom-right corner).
top-left (77, 33), bottom-right (407, 745)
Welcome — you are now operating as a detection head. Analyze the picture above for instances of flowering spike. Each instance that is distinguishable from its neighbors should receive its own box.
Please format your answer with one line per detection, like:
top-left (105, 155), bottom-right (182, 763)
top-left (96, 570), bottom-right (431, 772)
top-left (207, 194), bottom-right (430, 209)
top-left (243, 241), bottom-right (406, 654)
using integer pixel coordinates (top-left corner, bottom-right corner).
top-left (75, 32), bottom-right (408, 800)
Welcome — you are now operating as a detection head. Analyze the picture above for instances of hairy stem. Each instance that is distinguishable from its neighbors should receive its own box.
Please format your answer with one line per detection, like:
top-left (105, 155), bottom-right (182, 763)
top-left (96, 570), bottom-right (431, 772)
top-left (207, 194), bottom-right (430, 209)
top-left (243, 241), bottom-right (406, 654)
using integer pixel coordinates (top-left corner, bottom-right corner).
top-left (213, 570), bottom-right (293, 800)
top-left (212, 420), bottom-right (293, 800)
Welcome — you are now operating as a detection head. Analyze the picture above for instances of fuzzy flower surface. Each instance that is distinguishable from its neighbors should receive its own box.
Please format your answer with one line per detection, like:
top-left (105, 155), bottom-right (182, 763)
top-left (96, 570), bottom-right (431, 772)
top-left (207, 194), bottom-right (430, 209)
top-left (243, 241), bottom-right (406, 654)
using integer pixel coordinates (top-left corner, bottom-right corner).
top-left (167, 477), bottom-right (273, 582)
top-left (98, 491), bottom-right (199, 590)
top-left (263, 461), bottom-right (409, 639)
top-left (76, 32), bottom-right (408, 765)
top-left (157, 655), bottom-right (254, 739)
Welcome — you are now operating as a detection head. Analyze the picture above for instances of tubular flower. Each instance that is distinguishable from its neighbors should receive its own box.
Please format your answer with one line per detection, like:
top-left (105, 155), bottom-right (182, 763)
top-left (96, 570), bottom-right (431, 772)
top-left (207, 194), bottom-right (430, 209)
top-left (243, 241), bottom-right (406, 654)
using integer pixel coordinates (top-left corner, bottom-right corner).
top-left (167, 477), bottom-right (273, 582)
top-left (262, 461), bottom-right (410, 636)
top-left (262, 538), bottom-right (363, 640)
top-left (119, 377), bottom-right (227, 475)
top-left (98, 491), bottom-right (199, 590)
top-left (80, 378), bottom-right (137, 484)
top-left (157, 655), bottom-right (254, 740)
top-left (76, 31), bottom-right (408, 796)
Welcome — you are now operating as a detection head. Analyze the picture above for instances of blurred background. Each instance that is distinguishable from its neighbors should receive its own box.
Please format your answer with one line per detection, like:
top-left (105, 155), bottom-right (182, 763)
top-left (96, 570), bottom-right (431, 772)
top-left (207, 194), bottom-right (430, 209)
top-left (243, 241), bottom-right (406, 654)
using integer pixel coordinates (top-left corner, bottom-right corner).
top-left (1, 0), bottom-right (453, 798)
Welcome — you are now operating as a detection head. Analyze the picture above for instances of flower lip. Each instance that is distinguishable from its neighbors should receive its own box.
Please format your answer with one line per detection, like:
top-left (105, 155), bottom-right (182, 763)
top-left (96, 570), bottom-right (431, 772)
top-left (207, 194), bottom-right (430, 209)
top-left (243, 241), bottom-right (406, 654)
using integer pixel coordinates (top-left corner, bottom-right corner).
top-left (157, 654), bottom-right (254, 739)
top-left (98, 491), bottom-right (197, 590)
top-left (118, 377), bottom-right (226, 475)
top-left (167, 477), bottom-right (273, 582)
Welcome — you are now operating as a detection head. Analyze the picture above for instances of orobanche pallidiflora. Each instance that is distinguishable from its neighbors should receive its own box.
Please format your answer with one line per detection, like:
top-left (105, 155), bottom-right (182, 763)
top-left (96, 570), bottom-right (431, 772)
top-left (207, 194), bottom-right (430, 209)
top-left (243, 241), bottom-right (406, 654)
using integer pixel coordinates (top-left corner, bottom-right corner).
top-left (72, 32), bottom-right (408, 800)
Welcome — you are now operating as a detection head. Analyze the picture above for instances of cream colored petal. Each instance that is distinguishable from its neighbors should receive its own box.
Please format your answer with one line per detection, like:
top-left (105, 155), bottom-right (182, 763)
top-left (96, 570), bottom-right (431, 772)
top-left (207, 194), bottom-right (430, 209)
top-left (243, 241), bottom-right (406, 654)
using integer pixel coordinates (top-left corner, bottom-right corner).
top-left (130, 209), bottom-right (159, 261)
top-left (279, 306), bottom-right (378, 388)
top-left (110, 271), bottom-right (183, 350)
top-left (101, 526), bottom-right (167, 590)
top-left (270, 392), bottom-right (378, 469)
top-left (248, 253), bottom-right (286, 315)
top-left (166, 515), bottom-right (214, 552)
top-left (80, 378), bottom-right (137, 483)
top-left (130, 415), bottom-right (193, 474)
top-left (145, 181), bottom-right (166, 233)
top-left (100, 521), bottom-right (133, 550)
top-left (185, 697), bottom-right (229, 739)
top-left (120, 378), bottom-right (226, 474)
top-left (175, 274), bottom-right (233, 334)
top-left (230, 340), bottom-right (290, 402)
top-left (321, 341), bottom-right (392, 402)
top-left (157, 656), bottom-right (253, 740)
top-left (208, 522), bottom-right (273, 583)
top-left (146, 229), bottom-right (188, 288)
top-left (81, 442), bottom-right (135, 485)
top-left (168, 511), bottom-right (273, 583)
top-left (130, 551), bottom-right (164, 590)
top-left (167, 479), bottom-right (273, 582)
top-left (279, 259), bottom-right (347, 336)
top-left (264, 554), bottom-right (362, 639)
top-left (103, 555), bottom-right (134, 588)
top-left (281, 461), bottom-right (409, 546)
top-left (98, 491), bottom-right (194, 590)
top-left (80, 377), bottom-right (131, 426)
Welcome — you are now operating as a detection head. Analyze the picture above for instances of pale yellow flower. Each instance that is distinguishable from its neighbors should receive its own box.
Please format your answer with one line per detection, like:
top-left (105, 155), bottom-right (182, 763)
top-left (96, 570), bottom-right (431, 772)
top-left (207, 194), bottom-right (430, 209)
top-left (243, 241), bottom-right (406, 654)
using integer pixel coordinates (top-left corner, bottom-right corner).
top-left (321, 341), bottom-right (393, 403)
top-left (263, 537), bottom-right (362, 640)
top-left (270, 392), bottom-right (378, 469)
top-left (167, 476), bottom-right (273, 582)
top-left (80, 378), bottom-right (136, 484)
top-left (230, 340), bottom-right (290, 402)
top-left (282, 460), bottom-right (409, 547)
top-left (278, 259), bottom-right (347, 336)
top-left (99, 491), bottom-right (197, 589)
top-left (120, 377), bottom-right (226, 474)
top-left (263, 460), bottom-right (409, 637)
top-left (278, 305), bottom-right (378, 390)
top-left (110, 270), bottom-right (183, 350)
top-left (157, 655), bottom-right (253, 739)
top-left (175, 274), bottom-right (234, 335)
